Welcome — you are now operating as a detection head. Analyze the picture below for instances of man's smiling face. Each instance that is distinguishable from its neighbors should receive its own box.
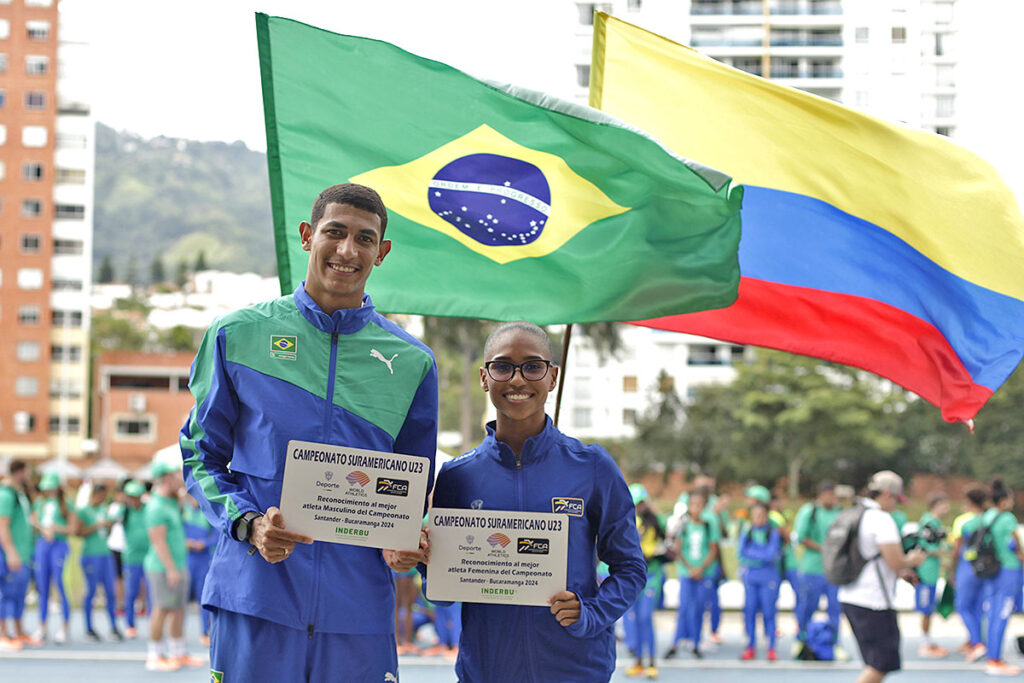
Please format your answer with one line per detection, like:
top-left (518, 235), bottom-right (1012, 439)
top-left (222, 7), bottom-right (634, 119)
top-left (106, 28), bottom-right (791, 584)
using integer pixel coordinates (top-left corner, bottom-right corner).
top-left (300, 202), bottom-right (391, 314)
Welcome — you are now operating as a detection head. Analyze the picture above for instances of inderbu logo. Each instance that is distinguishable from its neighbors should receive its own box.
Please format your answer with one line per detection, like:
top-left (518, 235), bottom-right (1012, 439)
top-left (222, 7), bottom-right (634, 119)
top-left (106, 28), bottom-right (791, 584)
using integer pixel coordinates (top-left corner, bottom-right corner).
top-left (517, 537), bottom-right (550, 555)
top-left (551, 497), bottom-right (584, 516)
top-left (375, 477), bottom-right (409, 497)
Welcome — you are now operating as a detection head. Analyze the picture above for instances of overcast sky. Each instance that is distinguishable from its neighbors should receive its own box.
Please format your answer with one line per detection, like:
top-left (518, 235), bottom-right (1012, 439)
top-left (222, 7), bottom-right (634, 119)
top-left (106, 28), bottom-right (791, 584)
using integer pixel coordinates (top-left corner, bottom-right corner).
top-left (70, 0), bottom-right (1020, 202)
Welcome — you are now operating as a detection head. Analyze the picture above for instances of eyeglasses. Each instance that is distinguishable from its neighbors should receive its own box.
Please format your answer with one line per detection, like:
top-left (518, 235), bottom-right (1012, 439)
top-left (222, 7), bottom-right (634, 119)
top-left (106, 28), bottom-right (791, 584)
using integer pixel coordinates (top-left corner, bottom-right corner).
top-left (483, 360), bottom-right (553, 382)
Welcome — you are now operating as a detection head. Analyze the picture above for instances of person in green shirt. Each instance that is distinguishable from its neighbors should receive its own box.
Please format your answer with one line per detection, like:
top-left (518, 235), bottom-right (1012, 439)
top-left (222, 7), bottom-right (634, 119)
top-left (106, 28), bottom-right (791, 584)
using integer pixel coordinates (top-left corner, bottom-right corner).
top-left (624, 484), bottom-right (666, 679)
top-left (669, 488), bottom-right (721, 659)
top-left (144, 460), bottom-right (201, 672)
top-left (31, 471), bottom-right (74, 644)
top-left (973, 478), bottom-right (1023, 676)
top-left (0, 460), bottom-right (35, 650)
top-left (77, 483), bottom-right (123, 642)
top-left (120, 480), bottom-right (150, 639)
top-left (913, 494), bottom-right (950, 659)
top-left (793, 481), bottom-right (841, 646)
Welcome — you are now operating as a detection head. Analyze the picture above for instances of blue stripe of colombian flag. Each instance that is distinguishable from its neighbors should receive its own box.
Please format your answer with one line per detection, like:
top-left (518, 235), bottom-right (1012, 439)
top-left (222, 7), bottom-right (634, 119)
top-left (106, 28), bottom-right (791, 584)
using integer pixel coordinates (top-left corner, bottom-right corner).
top-left (637, 186), bottom-right (1024, 420)
top-left (591, 13), bottom-right (1024, 422)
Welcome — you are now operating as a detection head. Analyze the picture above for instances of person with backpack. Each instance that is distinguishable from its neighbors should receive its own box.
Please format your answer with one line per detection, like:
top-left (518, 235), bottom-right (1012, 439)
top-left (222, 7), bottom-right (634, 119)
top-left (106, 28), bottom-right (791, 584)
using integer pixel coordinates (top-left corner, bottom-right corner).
top-left (914, 494), bottom-right (951, 659)
top-left (833, 471), bottom-right (926, 683)
top-left (738, 501), bottom-right (782, 661)
top-left (967, 478), bottom-right (1023, 676)
top-left (948, 486), bottom-right (988, 661)
top-left (793, 481), bottom-right (841, 649)
top-left (0, 460), bottom-right (35, 650)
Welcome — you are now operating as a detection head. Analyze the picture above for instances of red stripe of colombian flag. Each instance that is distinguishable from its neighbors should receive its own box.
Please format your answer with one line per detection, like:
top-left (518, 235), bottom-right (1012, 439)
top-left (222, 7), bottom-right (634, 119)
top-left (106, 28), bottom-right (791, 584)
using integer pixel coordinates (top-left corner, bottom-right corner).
top-left (590, 13), bottom-right (1024, 423)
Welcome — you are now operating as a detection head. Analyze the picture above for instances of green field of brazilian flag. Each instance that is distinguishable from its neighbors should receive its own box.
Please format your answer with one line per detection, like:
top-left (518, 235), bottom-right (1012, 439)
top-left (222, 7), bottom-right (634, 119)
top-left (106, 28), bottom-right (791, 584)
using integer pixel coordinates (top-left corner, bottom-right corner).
top-left (257, 13), bottom-right (742, 324)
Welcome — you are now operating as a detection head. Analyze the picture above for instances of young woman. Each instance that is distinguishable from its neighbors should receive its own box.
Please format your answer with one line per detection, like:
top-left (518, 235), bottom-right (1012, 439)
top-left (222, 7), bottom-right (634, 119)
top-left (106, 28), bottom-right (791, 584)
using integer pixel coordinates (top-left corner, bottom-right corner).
top-left (738, 501), bottom-right (781, 661)
top-left (31, 471), bottom-right (74, 644)
top-left (978, 479), bottom-right (1022, 676)
top-left (427, 322), bottom-right (646, 683)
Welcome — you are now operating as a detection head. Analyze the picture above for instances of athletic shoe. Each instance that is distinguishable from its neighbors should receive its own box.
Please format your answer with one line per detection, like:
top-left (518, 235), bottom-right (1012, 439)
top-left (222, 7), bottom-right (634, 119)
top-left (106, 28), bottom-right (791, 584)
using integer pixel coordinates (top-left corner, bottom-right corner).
top-left (985, 660), bottom-right (1022, 676)
top-left (85, 628), bottom-right (101, 642)
top-left (957, 641), bottom-right (973, 655)
top-left (918, 643), bottom-right (949, 659)
top-left (109, 629), bottom-right (125, 642)
top-left (175, 654), bottom-right (205, 668)
top-left (698, 640), bottom-right (717, 653)
top-left (767, 649), bottom-right (778, 662)
top-left (833, 645), bottom-right (851, 662)
top-left (740, 647), bottom-right (756, 661)
top-left (625, 664), bottom-right (646, 677)
top-left (0, 636), bottom-right (23, 651)
top-left (444, 646), bottom-right (458, 659)
top-left (145, 656), bottom-right (181, 672)
top-left (710, 632), bottom-right (723, 644)
top-left (967, 644), bottom-right (988, 663)
top-left (124, 627), bottom-right (138, 639)
top-left (18, 633), bottom-right (43, 647)
top-left (645, 666), bottom-right (659, 679)
top-left (30, 627), bottom-right (46, 644)
top-left (691, 646), bottom-right (703, 660)
top-left (662, 647), bottom-right (677, 660)
top-left (54, 624), bottom-right (68, 645)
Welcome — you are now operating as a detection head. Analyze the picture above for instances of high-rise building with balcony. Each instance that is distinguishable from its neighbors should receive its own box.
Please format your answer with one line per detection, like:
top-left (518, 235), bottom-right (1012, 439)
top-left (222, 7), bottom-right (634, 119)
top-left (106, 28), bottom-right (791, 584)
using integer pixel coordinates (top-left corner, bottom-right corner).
top-left (0, 0), bottom-right (93, 465)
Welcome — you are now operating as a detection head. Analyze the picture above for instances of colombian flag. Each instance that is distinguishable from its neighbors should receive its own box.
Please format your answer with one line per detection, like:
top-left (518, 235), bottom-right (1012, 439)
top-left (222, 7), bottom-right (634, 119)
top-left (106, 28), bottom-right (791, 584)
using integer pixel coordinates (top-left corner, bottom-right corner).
top-left (592, 13), bottom-right (1024, 423)
top-left (257, 14), bottom-right (742, 325)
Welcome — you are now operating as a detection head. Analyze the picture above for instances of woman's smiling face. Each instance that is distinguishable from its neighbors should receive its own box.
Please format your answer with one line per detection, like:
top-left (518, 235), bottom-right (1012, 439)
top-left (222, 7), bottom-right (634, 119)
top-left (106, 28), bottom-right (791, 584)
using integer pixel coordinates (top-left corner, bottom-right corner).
top-left (480, 330), bottom-right (557, 423)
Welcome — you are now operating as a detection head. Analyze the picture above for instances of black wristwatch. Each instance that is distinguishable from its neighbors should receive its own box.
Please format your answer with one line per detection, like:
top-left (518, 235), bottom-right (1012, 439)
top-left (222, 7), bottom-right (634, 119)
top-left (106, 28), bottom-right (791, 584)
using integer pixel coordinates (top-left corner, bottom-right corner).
top-left (232, 511), bottom-right (263, 543)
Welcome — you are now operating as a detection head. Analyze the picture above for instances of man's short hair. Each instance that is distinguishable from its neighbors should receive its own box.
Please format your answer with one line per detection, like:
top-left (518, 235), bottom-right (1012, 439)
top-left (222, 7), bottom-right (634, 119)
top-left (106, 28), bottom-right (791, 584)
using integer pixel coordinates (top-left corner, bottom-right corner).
top-left (310, 183), bottom-right (388, 237)
top-left (8, 459), bottom-right (26, 476)
top-left (817, 480), bottom-right (836, 495)
top-left (483, 321), bottom-right (554, 360)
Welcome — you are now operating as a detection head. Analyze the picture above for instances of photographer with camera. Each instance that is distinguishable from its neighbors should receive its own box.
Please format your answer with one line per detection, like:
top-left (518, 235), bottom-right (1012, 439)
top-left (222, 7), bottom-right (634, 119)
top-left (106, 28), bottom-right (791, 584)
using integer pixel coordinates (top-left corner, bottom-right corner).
top-left (907, 494), bottom-right (950, 659)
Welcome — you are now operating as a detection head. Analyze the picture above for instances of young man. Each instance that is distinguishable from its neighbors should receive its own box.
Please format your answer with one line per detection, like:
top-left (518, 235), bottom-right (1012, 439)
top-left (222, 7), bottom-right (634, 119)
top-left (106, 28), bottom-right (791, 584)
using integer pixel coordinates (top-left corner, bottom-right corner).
top-left (915, 494), bottom-right (950, 658)
top-left (0, 460), bottom-right (35, 650)
top-left (181, 184), bottom-right (438, 682)
top-left (77, 483), bottom-right (123, 642)
top-left (794, 481), bottom-right (841, 646)
top-left (144, 460), bottom-right (202, 672)
top-left (838, 471), bottom-right (926, 683)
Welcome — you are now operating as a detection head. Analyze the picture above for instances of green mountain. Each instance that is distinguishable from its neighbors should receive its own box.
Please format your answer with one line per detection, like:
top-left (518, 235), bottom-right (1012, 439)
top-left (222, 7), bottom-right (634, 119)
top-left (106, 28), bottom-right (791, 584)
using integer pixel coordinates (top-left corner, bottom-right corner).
top-left (93, 123), bottom-right (277, 279)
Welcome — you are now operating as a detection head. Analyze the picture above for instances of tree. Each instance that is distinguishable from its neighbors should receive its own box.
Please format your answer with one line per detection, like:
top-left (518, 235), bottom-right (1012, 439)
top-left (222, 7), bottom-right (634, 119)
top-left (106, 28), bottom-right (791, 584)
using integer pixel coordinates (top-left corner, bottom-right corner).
top-left (163, 325), bottom-right (197, 352)
top-left (194, 250), bottom-right (208, 272)
top-left (91, 312), bottom-right (147, 352)
top-left (422, 317), bottom-right (492, 451)
top-left (625, 370), bottom-right (687, 477)
top-left (150, 255), bottom-right (166, 285)
top-left (175, 260), bottom-right (189, 289)
top-left (98, 254), bottom-right (115, 284)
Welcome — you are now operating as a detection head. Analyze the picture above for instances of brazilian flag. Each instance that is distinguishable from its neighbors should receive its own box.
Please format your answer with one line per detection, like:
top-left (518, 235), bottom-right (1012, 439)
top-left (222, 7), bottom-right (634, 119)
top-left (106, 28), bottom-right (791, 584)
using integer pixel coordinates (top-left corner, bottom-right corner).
top-left (257, 14), bottom-right (742, 324)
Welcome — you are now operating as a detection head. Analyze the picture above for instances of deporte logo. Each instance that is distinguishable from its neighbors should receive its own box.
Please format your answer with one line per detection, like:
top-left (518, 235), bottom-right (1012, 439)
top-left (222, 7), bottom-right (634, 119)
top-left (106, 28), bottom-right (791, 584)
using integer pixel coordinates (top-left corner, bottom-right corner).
top-left (376, 477), bottom-right (409, 497)
top-left (551, 497), bottom-right (584, 517)
top-left (517, 537), bottom-right (550, 555)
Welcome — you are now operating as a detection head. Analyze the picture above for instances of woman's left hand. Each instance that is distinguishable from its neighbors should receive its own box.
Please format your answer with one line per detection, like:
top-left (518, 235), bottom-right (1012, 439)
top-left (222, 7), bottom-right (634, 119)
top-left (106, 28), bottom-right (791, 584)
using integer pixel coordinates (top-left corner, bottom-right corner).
top-left (548, 590), bottom-right (581, 627)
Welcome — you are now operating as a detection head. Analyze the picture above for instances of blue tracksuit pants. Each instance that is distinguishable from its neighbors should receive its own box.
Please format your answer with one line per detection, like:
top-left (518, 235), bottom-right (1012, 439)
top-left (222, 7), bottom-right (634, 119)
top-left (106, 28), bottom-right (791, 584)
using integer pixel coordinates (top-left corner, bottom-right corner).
top-left (709, 566), bottom-right (722, 633)
top-left (743, 572), bottom-right (780, 650)
top-left (34, 538), bottom-right (69, 624)
top-left (81, 554), bottom-right (117, 632)
top-left (985, 567), bottom-right (1023, 660)
top-left (122, 562), bottom-right (149, 628)
top-left (0, 566), bottom-right (31, 620)
top-left (797, 572), bottom-right (840, 640)
top-left (433, 602), bottom-right (461, 647)
top-left (187, 550), bottom-right (212, 635)
top-left (954, 558), bottom-right (984, 646)
top-left (209, 608), bottom-right (399, 683)
top-left (628, 578), bottom-right (658, 658)
top-left (677, 576), bottom-right (715, 648)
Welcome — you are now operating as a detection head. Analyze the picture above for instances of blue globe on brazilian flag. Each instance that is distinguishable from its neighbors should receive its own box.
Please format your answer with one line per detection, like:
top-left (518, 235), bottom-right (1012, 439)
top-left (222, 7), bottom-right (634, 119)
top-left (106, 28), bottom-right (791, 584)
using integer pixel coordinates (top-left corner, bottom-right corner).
top-left (257, 14), bottom-right (742, 324)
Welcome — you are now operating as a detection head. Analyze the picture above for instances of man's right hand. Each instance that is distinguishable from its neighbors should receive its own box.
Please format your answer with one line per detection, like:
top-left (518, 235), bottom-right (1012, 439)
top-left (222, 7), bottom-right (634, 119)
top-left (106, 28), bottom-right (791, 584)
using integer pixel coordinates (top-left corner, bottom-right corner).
top-left (251, 507), bottom-right (314, 564)
top-left (5, 554), bottom-right (22, 573)
top-left (905, 548), bottom-right (927, 568)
